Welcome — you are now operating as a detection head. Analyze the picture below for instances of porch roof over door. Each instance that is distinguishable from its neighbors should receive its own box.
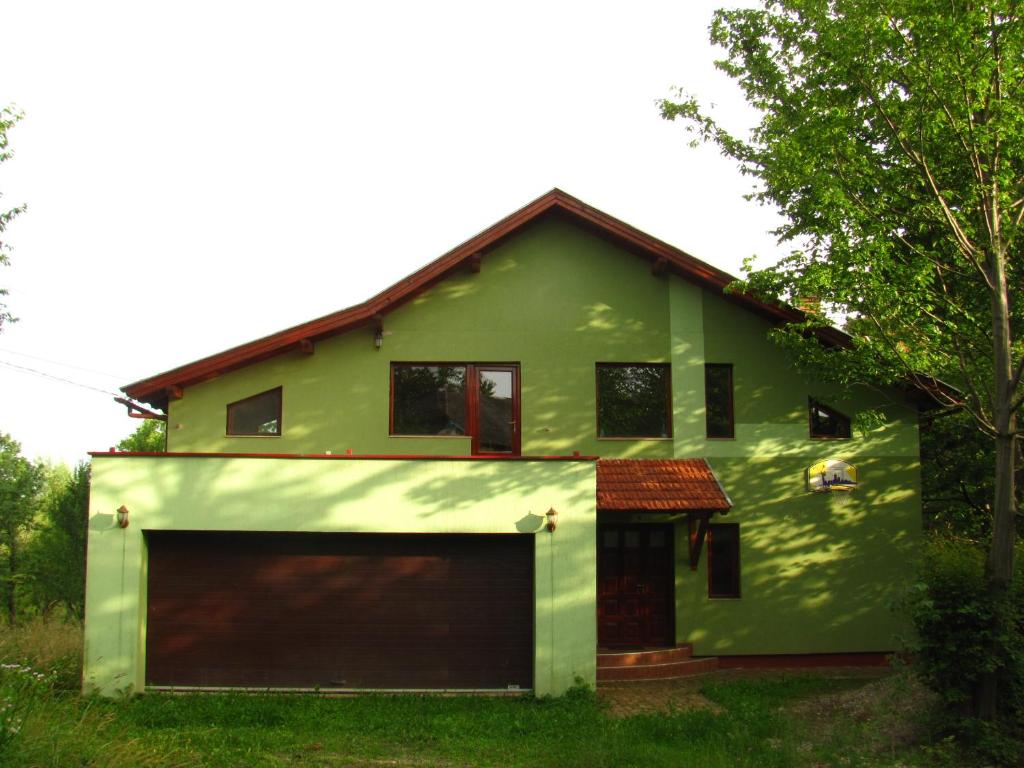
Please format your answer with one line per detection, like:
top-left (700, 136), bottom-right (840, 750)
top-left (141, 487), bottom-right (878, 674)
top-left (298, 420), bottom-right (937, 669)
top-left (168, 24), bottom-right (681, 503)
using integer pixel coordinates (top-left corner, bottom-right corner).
top-left (596, 459), bottom-right (732, 513)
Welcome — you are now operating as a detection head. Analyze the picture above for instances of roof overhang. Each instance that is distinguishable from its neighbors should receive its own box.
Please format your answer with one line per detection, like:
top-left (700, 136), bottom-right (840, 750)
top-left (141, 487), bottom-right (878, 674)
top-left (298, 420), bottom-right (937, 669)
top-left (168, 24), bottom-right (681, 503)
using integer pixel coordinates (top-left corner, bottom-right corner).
top-left (121, 189), bottom-right (850, 411)
top-left (596, 458), bottom-right (732, 514)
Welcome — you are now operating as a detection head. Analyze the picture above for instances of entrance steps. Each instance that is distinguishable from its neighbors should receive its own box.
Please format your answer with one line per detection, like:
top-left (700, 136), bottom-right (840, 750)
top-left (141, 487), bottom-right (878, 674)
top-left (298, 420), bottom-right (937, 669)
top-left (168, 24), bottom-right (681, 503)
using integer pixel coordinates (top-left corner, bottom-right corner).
top-left (597, 644), bottom-right (719, 682)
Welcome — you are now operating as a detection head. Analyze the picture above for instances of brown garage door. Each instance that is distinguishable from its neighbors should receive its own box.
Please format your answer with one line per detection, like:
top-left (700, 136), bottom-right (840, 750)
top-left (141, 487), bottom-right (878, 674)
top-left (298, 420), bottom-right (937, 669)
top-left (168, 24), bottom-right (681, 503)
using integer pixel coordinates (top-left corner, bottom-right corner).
top-left (145, 531), bottom-right (534, 690)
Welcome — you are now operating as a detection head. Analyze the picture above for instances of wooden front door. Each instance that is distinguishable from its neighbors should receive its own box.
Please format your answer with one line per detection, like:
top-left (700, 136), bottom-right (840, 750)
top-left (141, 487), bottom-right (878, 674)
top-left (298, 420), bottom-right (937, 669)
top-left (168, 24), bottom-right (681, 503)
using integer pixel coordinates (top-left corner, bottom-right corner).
top-left (597, 523), bottom-right (674, 648)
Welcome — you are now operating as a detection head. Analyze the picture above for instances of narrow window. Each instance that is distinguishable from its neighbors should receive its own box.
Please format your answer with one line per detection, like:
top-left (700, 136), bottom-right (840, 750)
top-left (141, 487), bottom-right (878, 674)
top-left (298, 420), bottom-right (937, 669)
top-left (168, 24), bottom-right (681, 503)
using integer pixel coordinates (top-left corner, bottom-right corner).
top-left (595, 364), bottom-right (672, 438)
top-left (390, 363), bottom-right (520, 455)
top-left (809, 399), bottom-right (851, 439)
top-left (705, 364), bottom-right (734, 438)
top-left (707, 523), bottom-right (740, 598)
top-left (226, 387), bottom-right (282, 436)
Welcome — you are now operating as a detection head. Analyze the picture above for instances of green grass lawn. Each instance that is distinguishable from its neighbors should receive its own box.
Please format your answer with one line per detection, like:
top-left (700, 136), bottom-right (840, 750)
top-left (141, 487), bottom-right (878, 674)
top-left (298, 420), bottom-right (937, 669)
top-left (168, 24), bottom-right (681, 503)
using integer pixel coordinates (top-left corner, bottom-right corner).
top-left (0, 620), bottom-right (992, 767)
top-left (6, 674), bottom-right (956, 768)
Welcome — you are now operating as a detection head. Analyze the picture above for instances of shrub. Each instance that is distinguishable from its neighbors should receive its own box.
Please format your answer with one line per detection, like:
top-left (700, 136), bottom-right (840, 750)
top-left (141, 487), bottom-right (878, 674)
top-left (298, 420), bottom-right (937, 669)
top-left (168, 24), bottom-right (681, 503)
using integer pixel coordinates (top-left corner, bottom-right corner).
top-left (902, 535), bottom-right (1023, 754)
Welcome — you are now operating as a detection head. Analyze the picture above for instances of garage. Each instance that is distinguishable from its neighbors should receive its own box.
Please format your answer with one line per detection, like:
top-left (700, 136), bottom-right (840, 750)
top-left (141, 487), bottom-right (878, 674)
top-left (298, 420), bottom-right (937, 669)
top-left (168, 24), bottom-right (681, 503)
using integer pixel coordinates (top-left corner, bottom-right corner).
top-left (145, 531), bottom-right (535, 690)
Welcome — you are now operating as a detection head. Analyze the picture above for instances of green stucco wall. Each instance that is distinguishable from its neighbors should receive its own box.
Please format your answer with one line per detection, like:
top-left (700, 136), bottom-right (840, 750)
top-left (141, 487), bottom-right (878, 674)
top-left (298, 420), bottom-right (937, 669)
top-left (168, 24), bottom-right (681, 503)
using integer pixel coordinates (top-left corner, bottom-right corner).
top-left (84, 455), bottom-right (596, 696)
top-left (165, 217), bottom-right (675, 458)
top-left (100, 214), bottom-right (922, 668)
top-left (670, 291), bottom-right (922, 655)
top-left (674, 456), bottom-right (920, 655)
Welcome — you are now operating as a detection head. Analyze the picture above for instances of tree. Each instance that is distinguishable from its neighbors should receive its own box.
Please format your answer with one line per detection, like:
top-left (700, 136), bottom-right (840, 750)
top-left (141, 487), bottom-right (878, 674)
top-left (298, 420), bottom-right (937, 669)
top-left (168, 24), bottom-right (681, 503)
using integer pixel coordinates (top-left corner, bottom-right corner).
top-left (0, 433), bottom-right (41, 625)
top-left (920, 410), bottom-right (1008, 538)
top-left (117, 419), bottom-right (166, 453)
top-left (660, 1), bottom-right (1021, 721)
top-left (25, 462), bottom-right (89, 620)
top-left (0, 106), bottom-right (24, 331)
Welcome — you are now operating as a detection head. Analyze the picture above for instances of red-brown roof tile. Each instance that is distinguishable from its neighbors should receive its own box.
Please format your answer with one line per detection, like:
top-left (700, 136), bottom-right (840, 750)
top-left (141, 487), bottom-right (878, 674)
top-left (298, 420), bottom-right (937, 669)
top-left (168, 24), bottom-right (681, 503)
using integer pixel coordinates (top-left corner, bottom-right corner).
top-left (597, 459), bottom-right (731, 512)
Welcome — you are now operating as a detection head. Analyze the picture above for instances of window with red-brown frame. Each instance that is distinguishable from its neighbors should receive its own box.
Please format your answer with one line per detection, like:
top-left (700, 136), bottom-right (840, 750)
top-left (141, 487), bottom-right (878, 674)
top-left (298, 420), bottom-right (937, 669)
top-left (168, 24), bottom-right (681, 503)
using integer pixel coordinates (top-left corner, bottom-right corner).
top-left (809, 399), bottom-right (851, 439)
top-left (595, 363), bottom-right (672, 438)
top-left (707, 523), bottom-right (740, 598)
top-left (705, 364), bottom-right (734, 438)
top-left (390, 363), bottom-right (520, 455)
top-left (226, 387), bottom-right (282, 436)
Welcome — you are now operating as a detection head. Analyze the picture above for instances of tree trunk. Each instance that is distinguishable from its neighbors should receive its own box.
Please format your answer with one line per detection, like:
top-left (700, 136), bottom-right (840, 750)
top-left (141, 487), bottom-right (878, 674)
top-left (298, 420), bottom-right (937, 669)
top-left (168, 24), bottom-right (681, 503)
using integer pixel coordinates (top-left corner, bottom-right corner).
top-left (976, 239), bottom-right (1018, 721)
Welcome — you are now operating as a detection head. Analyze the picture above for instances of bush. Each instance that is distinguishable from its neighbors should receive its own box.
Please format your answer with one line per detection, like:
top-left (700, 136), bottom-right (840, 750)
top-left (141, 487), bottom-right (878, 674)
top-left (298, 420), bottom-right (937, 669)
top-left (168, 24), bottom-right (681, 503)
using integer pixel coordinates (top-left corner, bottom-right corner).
top-left (902, 535), bottom-right (1023, 755)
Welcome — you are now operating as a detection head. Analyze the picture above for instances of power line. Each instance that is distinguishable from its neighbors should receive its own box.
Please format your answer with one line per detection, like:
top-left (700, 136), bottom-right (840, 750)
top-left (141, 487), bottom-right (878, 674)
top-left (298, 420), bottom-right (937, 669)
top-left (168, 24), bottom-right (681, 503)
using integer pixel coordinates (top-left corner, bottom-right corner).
top-left (0, 348), bottom-right (126, 380)
top-left (0, 359), bottom-right (122, 398)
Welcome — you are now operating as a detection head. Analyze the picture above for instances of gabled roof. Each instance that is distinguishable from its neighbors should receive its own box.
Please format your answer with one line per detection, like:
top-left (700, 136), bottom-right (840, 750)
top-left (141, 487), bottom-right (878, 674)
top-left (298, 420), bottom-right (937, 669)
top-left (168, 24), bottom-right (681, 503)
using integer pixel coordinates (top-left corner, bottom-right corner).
top-left (597, 459), bottom-right (731, 512)
top-left (123, 188), bottom-right (848, 410)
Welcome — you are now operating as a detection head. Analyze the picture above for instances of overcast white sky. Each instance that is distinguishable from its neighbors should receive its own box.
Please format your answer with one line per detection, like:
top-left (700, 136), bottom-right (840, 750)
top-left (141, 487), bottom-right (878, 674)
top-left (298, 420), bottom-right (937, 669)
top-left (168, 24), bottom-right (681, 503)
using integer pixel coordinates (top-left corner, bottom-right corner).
top-left (0, 0), bottom-right (786, 467)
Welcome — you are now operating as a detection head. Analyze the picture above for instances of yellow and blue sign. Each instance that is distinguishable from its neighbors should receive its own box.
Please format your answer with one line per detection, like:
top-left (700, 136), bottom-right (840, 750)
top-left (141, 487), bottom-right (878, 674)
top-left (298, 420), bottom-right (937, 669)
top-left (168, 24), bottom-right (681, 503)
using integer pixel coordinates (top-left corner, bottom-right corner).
top-left (807, 459), bottom-right (858, 493)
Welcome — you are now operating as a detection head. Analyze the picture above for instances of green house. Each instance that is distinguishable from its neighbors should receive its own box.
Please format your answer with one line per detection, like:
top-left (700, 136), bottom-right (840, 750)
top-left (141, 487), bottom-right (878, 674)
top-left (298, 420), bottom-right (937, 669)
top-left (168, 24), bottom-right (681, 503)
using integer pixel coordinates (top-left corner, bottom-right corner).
top-left (84, 190), bottom-right (925, 696)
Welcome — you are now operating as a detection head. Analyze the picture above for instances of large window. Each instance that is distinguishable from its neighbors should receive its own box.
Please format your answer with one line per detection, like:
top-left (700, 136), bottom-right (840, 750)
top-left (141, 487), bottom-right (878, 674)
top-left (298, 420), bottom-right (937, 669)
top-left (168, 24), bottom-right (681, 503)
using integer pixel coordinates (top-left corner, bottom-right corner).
top-left (705, 364), bottom-right (734, 438)
top-left (390, 364), bottom-right (519, 455)
top-left (226, 387), bottom-right (282, 436)
top-left (809, 399), bottom-right (851, 439)
top-left (707, 523), bottom-right (740, 599)
top-left (596, 364), bottom-right (672, 438)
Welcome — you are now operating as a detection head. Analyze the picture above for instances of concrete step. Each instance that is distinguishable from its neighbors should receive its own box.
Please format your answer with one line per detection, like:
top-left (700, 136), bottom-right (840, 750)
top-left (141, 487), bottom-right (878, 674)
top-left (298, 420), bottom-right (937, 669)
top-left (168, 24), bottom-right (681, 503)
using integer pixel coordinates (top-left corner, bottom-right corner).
top-left (597, 644), bottom-right (694, 668)
top-left (597, 656), bottom-right (719, 682)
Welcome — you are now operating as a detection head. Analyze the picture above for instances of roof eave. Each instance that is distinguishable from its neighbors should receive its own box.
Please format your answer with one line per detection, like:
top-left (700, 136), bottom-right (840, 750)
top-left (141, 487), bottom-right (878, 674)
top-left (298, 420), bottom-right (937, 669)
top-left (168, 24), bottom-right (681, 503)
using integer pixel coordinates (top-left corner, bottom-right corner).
top-left (122, 188), bottom-right (852, 407)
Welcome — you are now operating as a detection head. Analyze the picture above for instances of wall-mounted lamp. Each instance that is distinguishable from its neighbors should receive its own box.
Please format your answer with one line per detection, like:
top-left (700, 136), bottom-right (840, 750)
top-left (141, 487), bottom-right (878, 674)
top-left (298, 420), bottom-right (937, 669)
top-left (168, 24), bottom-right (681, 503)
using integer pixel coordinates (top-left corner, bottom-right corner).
top-left (545, 507), bottom-right (559, 533)
top-left (373, 327), bottom-right (383, 350)
top-left (116, 505), bottom-right (130, 529)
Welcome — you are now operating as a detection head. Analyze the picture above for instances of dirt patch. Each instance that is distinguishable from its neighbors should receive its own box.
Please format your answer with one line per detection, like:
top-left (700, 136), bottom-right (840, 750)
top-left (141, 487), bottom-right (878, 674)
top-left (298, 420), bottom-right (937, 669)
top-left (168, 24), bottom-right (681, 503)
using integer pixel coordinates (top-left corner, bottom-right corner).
top-left (787, 671), bottom-right (939, 755)
top-left (597, 668), bottom-right (900, 720)
top-left (598, 677), bottom-right (723, 717)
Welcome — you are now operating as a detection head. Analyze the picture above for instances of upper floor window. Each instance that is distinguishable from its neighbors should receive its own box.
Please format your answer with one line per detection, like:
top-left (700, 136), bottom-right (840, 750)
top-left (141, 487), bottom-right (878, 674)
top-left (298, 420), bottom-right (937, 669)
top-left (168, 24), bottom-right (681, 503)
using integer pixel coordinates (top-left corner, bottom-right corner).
top-left (226, 387), bottom-right (282, 436)
top-left (705, 364), bottom-right (734, 438)
top-left (596, 363), bottom-right (671, 438)
top-left (809, 399), bottom-right (851, 439)
top-left (390, 363), bottom-right (520, 455)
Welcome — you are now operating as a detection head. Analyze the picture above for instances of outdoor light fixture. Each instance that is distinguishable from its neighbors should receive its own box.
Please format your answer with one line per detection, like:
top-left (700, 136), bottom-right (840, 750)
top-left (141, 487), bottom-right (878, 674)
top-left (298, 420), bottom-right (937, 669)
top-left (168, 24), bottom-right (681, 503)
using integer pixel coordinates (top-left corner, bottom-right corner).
top-left (373, 327), bottom-right (383, 350)
top-left (116, 505), bottom-right (130, 529)
top-left (545, 507), bottom-right (559, 532)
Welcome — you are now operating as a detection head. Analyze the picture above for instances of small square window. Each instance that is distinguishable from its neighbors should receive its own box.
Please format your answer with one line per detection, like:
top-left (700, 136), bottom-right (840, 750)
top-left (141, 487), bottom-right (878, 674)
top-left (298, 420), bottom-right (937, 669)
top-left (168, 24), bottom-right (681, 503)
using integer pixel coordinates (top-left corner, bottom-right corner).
top-left (596, 364), bottom-right (671, 438)
top-left (708, 523), bottom-right (740, 598)
top-left (809, 399), bottom-right (851, 439)
top-left (226, 387), bottom-right (282, 436)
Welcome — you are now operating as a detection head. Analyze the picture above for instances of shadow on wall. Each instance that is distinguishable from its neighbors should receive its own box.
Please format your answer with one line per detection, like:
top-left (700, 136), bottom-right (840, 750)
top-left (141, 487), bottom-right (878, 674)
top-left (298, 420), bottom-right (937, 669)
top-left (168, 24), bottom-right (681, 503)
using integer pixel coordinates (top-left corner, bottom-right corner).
top-left (680, 454), bottom-right (921, 654)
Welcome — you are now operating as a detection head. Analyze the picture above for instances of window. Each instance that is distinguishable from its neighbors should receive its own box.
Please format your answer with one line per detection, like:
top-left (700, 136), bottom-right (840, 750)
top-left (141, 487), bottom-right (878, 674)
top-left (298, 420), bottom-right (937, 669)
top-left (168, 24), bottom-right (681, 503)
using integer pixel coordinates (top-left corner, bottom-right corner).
top-left (596, 364), bottom-right (671, 438)
top-left (390, 364), bottom-right (520, 455)
top-left (705, 364), bottom-right (734, 438)
top-left (226, 387), bottom-right (282, 436)
top-left (809, 399), bottom-right (851, 439)
top-left (708, 523), bottom-right (740, 598)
